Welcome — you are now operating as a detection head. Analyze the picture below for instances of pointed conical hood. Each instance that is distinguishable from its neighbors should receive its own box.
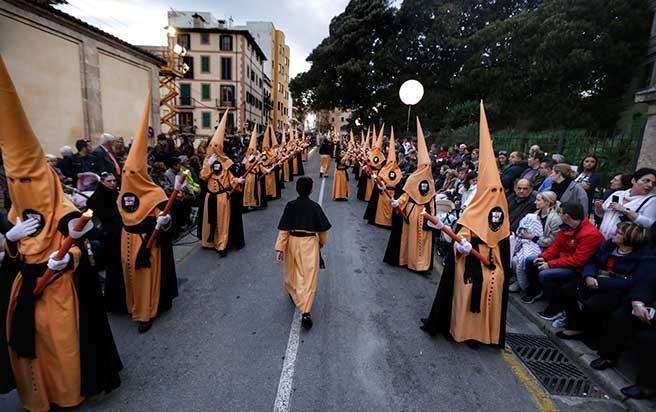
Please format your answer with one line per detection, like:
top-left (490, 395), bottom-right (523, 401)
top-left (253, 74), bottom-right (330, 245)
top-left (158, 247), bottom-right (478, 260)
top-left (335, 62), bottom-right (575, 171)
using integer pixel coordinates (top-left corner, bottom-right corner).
top-left (457, 101), bottom-right (510, 247)
top-left (118, 92), bottom-right (168, 227)
top-left (368, 123), bottom-right (386, 169)
top-left (375, 123), bottom-right (385, 149)
top-left (270, 124), bottom-right (279, 148)
top-left (364, 126), bottom-right (371, 149)
top-left (244, 126), bottom-right (258, 160)
top-left (205, 109), bottom-right (233, 170)
top-left (379, 127), bottom-right (402, 188)
top-left (262, 122), bottom-right (271, 149)
top-left (0, 54), bottom-right (78, 259)
top-left (349, 130), bottom-right (356, 150)
top-left (402, 117), bottom-right (435, 204)
top-left (360, 130), bottom-right (365, 148)
top-left (415, 117), bottom-right (431, 167)
top-left (301, 129), bottom-right (306, 142)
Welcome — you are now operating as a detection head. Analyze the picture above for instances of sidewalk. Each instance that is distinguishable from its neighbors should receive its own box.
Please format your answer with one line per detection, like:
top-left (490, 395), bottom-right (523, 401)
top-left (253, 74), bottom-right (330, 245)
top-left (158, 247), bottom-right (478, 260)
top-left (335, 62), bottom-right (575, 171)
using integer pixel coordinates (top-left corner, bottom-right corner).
top-left (510, 294), bottom-right (656, 412)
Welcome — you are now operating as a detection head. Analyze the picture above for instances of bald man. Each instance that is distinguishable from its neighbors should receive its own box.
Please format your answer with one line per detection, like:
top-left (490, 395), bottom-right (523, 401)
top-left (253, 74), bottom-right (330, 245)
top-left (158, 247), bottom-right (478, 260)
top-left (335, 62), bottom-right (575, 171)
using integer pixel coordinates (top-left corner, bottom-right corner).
top-left (507, 178), bottom-right (537, 232)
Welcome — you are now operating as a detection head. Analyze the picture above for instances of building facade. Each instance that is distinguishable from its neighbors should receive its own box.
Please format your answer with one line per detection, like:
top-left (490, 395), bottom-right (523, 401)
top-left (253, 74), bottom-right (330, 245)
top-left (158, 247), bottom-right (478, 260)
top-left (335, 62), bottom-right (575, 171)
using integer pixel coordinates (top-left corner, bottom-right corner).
top-left (238, 22), bottom-right (290, 132)
top-left (0, 0), bottom-right (164, 153)
top-left (168, 11), bottom-right (267, 138)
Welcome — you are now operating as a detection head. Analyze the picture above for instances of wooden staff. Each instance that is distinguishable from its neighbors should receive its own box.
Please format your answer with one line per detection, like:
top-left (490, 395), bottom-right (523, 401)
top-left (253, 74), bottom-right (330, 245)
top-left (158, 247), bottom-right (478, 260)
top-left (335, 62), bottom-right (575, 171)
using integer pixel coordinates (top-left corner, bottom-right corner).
top-left (34, 209), bottom-right (94, 295)
top-left (421, 210), bottom-right (493, 268)
top-left (145, 171), bottom-right (188, 249)
top-left (228, 154), bottom-right (264, 197)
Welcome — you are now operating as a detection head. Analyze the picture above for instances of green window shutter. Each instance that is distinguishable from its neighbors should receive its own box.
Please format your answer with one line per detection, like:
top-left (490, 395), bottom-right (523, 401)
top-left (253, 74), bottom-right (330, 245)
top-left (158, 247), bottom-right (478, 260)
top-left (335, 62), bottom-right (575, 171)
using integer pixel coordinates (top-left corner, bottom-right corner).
top-left (201, 56), bottom-right (210, 73)
top-left (202, 112), bottom-right (211, 128)
top-left (201, 83), bottom-right (211, 100)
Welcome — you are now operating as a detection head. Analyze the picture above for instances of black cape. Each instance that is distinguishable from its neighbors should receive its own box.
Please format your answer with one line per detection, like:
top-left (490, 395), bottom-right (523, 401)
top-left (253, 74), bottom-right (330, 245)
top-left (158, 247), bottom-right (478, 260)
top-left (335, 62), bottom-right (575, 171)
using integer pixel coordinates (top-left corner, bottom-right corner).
top-left (382, 180), bottom-right (407, 266)
top-left (319, 141), bottom-right (333, 155)
top-left (87, 184), bottom-right (126, 313)
top-left (356, 169), bottom-right (368, 201)
top-left (422, 229), bottom-right (511, 347)
top-left (363, 186), bottom-right (379, 224)
top-left (2, 212), bottom-right (123, 396)
top-left (278, 196), bottom-right (332, 232)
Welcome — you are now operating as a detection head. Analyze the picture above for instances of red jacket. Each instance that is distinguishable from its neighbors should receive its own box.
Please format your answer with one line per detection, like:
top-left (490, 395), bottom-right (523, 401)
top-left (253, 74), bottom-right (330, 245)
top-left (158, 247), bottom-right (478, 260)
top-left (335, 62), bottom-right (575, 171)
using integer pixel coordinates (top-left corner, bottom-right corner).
top-left (540, 218), bottom-right (605, 270)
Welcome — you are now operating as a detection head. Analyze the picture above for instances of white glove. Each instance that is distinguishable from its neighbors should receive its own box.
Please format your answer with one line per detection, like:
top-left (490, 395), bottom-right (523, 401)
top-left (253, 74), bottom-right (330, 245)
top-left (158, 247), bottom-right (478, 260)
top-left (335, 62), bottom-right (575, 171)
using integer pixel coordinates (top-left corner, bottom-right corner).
top-left (371, 173), bottom-right (378, 180)
top-left (277, 161), bottom-right (283, 167)
top-left (435, 193), bottom-right (448, 201)
top-left (426, 216), bottom-right (444, 230)
top-left (47, 251), bottom-right (70, 271)
top-left (155, 214), bottom-right (171, 230)
top-left (237, 177), bottom-right (246, 184)
top-left (391, 199), bottom-right (400, 209)
top-left (174, 176), bottom-right (187, 191)
top-left (248, 155), bottom-right (256, 162)
top-left (6, 217), bottom-right (40, 242)
top-left (377, 183), bottom-right (386, 191)
top-left (208, 153), bottom-right (218, 165)
top-left (456, 239), bottom-right (473, 255)
top-left (67, 218), bottom-right (94, 239)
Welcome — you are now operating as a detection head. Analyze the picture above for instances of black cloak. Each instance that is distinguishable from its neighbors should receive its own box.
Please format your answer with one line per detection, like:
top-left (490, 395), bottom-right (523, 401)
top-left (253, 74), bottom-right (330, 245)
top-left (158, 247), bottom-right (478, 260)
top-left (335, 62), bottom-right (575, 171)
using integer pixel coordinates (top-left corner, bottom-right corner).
top-left (278, 196), bottom-right (332, 232)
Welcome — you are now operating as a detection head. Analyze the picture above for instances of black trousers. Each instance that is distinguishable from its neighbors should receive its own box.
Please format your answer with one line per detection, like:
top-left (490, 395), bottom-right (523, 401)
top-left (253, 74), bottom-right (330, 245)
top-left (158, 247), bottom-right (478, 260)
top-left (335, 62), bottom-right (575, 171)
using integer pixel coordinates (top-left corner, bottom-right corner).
top-left (559, 279), bottom-right (623, 336)
top-left (597, 302), bottom-right (652, 362)
top-left (634, 329), bottom-right (656, 387)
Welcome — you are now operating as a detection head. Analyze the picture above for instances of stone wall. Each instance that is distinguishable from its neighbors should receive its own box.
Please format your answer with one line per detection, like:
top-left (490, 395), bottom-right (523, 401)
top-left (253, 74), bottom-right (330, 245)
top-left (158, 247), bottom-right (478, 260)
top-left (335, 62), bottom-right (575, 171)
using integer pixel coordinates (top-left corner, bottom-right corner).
top-left (0, 0), bottom-right (162, 153)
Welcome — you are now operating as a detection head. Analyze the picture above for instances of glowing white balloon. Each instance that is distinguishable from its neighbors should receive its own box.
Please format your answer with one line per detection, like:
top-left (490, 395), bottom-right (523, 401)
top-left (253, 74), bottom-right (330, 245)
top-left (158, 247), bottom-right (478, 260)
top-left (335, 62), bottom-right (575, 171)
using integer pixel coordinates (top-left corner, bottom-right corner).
top-left (399, 80), bottom-right (424, 106)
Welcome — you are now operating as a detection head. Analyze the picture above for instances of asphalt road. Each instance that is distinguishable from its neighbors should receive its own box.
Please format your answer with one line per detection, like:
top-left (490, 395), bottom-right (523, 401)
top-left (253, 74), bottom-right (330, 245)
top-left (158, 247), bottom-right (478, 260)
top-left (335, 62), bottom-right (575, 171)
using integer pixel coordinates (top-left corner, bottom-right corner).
top-left (0, 150), bottom-right (628, 412)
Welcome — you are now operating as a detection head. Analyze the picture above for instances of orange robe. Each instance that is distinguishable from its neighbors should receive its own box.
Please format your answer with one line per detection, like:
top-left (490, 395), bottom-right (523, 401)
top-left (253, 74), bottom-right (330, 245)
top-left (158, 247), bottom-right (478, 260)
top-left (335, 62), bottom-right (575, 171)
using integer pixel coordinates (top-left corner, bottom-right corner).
top-left (449, 228), bottom-right (505, 344)
top-left (398, 194), bottom-right (436, 272)
top-left (373, 187), bottom-right (395, 227)
top-left (332, 163), bottom-right (350, 200)
top-left (320, 155), bottom-right (331, 176)
top-left (283, 160), bottom-right (293, 182)
top-left (7, 240), bottom-right (83, 412)
top-left (275, 230), bottom-right (328, 313)
top-left (121, 208), bottom-right (165, 322)
top-left (243, 164), bottom-right (266, 208)
top-left (301, 148), bottom-right (308, 161)
top-left (200, 162), bottom-right (237, 251)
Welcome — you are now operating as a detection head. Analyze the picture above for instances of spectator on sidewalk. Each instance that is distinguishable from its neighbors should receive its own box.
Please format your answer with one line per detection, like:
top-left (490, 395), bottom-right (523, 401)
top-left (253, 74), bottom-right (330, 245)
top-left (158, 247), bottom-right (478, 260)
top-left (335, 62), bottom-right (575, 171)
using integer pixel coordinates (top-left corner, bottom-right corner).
top-left (574, 155), bottom-right (601, 213)
top-left (555, 222), bottom-right (653, 338)
top-left (507, 178), bottom-right (537, 233)
top-left (91, 132), bottom-right (121, 182)
top-left (596, 168), bottom-right (656, 239)
top-left (590, 263), bottom-right (656, 399)
top-left (537, 159), bottom-right (555, 192)
top-left (521, 202), bottom-right (604, 316)
top-left (551, 163), bottom-right (589, 215)
top-left (502, 151), bottom-right (528, 192)
top-left (510, 214), bottom-right (544, 293)
top-left (520, 151), bottom-right (545, 186)
top-left (497, 150), bottom-right (510, 173)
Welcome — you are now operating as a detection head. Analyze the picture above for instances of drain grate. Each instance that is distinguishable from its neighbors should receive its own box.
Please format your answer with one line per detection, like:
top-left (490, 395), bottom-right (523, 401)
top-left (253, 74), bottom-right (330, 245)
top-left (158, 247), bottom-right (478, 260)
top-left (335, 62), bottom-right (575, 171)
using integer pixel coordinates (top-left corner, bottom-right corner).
top-left (507, 333), bottom-right (606, 398)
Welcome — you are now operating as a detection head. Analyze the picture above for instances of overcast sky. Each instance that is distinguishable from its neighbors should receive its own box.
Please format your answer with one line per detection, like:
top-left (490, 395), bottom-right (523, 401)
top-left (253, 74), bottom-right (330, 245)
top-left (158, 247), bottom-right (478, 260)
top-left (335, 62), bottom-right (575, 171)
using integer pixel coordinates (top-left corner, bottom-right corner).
top-left (56, 0), bottom-right (350, 77)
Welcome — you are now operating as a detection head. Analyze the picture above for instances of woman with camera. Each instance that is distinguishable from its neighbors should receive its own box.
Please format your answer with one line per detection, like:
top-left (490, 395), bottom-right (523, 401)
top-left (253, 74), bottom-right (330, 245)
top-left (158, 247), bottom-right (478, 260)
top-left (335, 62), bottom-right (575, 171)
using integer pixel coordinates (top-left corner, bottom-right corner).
top-left (597, 168), bottom-right (656, 239)
top-left (554, 222), bottom-right (654, 339)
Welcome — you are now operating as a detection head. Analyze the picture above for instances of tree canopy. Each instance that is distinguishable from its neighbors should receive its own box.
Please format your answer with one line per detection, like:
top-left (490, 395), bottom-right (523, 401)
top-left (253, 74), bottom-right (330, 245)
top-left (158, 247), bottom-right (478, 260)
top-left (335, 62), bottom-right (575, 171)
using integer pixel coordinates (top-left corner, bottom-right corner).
top-left (290, 0), bottom-right (650, 133)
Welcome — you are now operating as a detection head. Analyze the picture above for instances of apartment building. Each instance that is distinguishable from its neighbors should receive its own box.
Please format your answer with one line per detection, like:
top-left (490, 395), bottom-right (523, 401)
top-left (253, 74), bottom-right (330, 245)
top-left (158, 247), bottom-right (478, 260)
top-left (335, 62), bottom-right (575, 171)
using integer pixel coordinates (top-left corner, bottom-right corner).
top-left (168, 11), bottom-right (267, 137)
top-left (237, 21), bottom-right (291, 132)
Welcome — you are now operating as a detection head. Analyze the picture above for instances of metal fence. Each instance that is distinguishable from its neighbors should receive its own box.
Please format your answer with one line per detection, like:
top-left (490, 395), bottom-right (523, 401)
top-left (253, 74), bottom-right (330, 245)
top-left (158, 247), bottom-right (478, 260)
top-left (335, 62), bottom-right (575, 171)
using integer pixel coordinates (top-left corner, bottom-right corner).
top-left (433, 126), bottom-right (643, 185)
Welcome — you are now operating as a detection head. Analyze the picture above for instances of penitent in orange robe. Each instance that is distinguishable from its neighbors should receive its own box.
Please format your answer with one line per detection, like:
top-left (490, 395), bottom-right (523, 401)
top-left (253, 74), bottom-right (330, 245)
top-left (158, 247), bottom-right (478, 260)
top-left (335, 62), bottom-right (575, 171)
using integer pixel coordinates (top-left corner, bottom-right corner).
top-left (275, 230), bottom-right (328, 313)
top-left (397, 194), bottom-right (436, 272)
top-left (449, 227), bottom-right (505, 344)
top-left (332, 158), bottom-right (350, 200)
top-left (7, 241), bottom-right (83, 412)
top-left (373, 188), bottom-right (395, 227)
top-left (243, 164), bottom-right (267, 208)
top-left (320, 155), bottom-right (331, 176)
top-left (200, 160), bottom-right (237, 251)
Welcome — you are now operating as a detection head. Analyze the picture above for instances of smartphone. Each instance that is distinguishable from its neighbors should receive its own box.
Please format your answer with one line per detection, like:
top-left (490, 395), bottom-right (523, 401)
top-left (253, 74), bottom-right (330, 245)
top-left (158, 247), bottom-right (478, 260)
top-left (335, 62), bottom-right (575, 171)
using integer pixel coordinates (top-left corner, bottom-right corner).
top-left (611, 195), bottom-right (620, 203)
top-left (647, 307), bottom-right (656, 320)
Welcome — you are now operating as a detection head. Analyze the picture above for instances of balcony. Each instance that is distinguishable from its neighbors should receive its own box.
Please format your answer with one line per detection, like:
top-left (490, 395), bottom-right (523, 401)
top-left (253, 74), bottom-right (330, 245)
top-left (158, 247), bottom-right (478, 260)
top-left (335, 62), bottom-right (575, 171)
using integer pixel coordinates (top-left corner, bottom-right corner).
top-left (215, 98), bottom-right (235, 108)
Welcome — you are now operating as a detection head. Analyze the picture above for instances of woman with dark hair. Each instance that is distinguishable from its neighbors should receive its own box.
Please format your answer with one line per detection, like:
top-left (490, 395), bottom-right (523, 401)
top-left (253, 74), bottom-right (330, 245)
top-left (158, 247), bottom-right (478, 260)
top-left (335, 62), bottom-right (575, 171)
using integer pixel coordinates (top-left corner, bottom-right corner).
top-left (575, 155), bottom-right (601, 212)
top-left (597, 168), bottom-right (656, 239)
top-left (554, 222), bottom-right (654, 339)
top-left (87, 172), bottom-right (126, 313)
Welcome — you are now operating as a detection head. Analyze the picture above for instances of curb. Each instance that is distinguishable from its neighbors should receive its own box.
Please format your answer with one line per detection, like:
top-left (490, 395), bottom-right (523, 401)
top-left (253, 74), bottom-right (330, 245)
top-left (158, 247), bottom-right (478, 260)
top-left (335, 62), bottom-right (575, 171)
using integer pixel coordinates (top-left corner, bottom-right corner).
top-left (509, 295), bottom-right (656, 412)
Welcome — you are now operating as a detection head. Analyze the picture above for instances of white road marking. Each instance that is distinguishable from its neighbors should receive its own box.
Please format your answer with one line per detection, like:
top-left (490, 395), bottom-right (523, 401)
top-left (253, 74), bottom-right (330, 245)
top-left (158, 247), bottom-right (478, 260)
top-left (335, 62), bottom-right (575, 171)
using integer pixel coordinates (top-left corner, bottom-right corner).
top-left (272, 153), bottom-right (326, 412)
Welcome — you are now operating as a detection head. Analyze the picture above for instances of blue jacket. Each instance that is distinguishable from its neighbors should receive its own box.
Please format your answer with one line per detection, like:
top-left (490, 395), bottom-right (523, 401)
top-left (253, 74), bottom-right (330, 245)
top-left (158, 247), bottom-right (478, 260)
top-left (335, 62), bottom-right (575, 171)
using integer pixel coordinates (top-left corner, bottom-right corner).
top-left (582, 240), bottom-right (656, 290)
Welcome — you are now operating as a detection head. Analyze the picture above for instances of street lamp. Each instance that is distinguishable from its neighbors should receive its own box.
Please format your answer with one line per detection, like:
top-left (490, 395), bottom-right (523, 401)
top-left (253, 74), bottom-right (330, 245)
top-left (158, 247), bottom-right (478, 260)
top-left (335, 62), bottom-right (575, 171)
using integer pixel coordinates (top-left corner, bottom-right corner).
top-left (399, 79), bottom-right (424, 133)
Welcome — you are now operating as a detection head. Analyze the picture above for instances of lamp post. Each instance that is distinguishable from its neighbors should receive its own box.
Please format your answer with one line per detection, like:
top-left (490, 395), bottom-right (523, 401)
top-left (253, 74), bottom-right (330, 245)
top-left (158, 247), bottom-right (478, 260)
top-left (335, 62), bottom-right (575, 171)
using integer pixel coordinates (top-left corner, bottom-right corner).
top-left (399, 79), bottom-right (424, 134)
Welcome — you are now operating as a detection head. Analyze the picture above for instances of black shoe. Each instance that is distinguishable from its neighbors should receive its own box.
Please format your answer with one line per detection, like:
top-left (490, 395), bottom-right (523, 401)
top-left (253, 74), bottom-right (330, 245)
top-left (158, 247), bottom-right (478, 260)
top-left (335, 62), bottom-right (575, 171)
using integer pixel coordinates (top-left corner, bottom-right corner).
top-left (218, 250), bottom-right (227, 257)
top-left (137, 320), bottom-right (153, 334)
top-left (538, 306), bottom-right (563, 321)
top-left (520, 290), bottom-right (544, 304)
top-left (621, 384), bottom-right (656, 399)
top-left (301, 313), bottom-right (313, 330)
top-left (590, 357), bottom-right (616, 370)
top-left (556, 330), bottom-right (586, 341)
top-left (465, 340), bottom-right (480, 350)
top-left (288, 293), bottom-right (294, 305)
top-left (419, 323), bottom-right (437, 336)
